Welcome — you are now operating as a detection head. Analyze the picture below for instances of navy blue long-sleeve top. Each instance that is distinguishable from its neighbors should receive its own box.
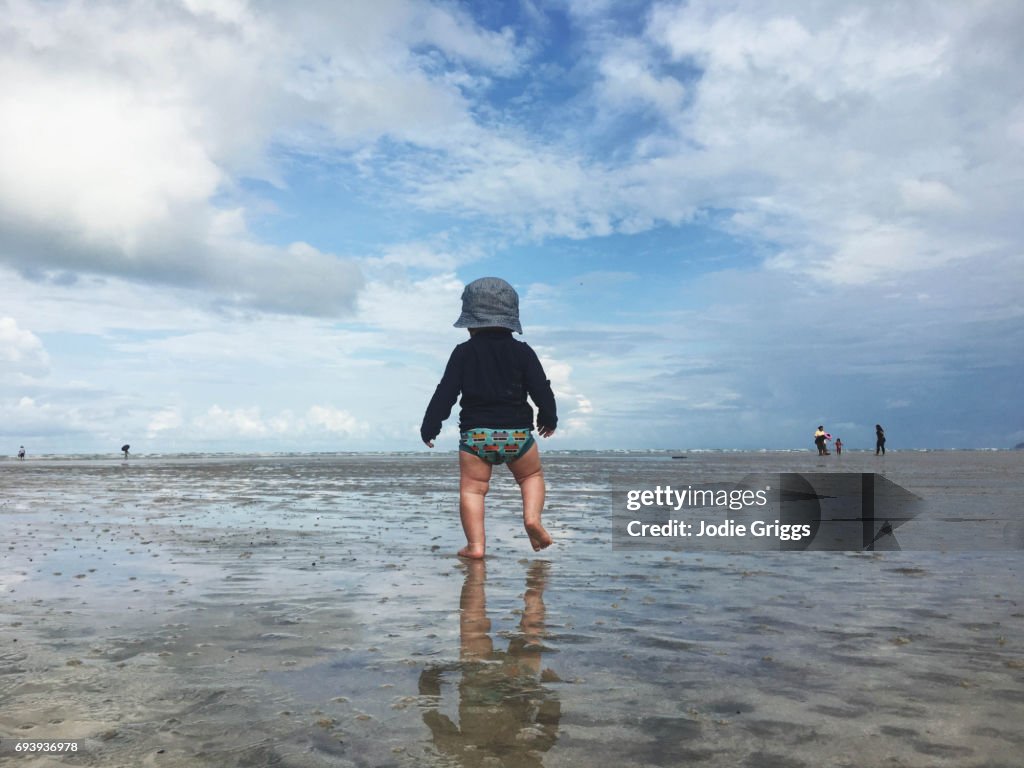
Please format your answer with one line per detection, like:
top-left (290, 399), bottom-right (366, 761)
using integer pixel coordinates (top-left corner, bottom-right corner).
top-left (420, 329), bottom-right (558, 443)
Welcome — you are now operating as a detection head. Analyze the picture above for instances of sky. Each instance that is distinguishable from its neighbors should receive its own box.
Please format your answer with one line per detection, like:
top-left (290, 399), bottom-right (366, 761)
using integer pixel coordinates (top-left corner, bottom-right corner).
top-left (1, 0), bottom-right (1022, 454)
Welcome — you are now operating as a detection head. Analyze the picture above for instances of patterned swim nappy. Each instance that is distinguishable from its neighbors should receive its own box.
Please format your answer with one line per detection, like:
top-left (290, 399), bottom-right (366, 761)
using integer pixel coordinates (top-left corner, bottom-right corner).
top-left (459, 427), bottom-right (535, 465)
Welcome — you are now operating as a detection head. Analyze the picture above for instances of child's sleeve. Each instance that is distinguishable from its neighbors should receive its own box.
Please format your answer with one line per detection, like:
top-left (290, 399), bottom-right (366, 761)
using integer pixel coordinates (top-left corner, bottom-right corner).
top-left (420, 346), bottom-right (463, 443)
top-left (523, 345), bottom-right (558, 431)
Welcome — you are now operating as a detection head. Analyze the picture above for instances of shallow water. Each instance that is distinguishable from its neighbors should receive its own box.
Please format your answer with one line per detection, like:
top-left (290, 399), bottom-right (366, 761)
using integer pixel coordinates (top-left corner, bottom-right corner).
top-left (1, 451), bottom-right (1022, 766)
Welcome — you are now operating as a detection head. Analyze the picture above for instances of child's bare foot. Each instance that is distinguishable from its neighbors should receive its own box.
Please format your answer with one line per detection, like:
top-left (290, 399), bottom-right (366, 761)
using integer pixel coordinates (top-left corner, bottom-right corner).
top-left (458, 545), bottom-right (486, 559)
top-left (524, 520), bottom-right (552, 552)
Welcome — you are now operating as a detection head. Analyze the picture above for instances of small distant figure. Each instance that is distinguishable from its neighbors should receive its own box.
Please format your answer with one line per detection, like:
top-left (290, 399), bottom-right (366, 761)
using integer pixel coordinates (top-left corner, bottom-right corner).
top-left (18, 445), bottom-right (26, 460)
top-left (420, 277), bottom-right (557, 559)
top-left (121, 444), bottom-right (130, 459)
top-left (835, 438), bottom-right (843, 456)
top-left (814, 425), bottom-right (831, 455)
top-left (875, 425), bottom-right (886, 456)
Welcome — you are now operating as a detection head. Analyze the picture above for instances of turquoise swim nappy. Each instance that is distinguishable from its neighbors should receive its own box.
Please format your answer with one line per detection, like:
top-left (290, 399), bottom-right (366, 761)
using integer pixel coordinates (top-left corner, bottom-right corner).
top-left (459, 427), bottom-right (535, 465)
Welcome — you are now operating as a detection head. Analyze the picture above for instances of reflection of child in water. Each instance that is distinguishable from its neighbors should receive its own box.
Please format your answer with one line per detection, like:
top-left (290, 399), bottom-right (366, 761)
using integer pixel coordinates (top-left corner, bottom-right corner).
top-left (418, 560), bottom-right (560, 765)
top-left (421, 278), bottom-right (557, 559)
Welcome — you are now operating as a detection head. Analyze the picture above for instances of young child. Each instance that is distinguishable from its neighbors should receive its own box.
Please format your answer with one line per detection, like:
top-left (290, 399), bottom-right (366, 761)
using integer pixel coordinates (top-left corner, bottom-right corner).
top-left (421, 277), bottom-right (557, 559)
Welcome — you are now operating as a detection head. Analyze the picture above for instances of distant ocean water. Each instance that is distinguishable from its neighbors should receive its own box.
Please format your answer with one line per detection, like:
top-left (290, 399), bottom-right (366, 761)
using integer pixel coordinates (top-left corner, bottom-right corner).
top-left (2, 446), bottom-right (1015, 463)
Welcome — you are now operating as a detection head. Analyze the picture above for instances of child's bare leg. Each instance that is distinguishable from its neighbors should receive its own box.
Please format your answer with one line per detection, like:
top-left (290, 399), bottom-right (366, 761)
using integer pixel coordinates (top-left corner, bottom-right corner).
top-left (459, 450), bottom-right (493, 559)
top-left (509, 443), bottom-right (552, 552)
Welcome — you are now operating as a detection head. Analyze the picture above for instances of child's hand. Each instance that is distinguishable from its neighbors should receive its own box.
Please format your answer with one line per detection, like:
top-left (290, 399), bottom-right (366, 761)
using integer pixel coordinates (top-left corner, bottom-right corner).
top-left (424, 440), bottom-right (435, 448)
top-left (538, 426), bottom-right (555, 438)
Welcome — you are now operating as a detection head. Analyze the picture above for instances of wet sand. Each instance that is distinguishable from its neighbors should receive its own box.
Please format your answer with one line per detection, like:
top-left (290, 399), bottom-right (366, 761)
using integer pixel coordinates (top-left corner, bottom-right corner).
top-left (1, 451), bottom-right (1023, 767)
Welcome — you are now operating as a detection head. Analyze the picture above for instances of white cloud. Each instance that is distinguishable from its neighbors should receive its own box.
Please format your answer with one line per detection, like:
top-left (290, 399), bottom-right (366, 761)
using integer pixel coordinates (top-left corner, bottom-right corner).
top-left (0, 317), bottom-right (49, 373)
top-left (147, 407), bottom-right (183, 437)
top-left (0, 393), bottom-right (121, 446)
top-left (396, 1), bottom-right (1023, 289)
top-left (636, 0), bottom-right (1024, 284)
top-left (368, 240), bottom-right (475, 272)
top-left (406, 138), bottom-right (627, 239)
top-left (5, 0), bottom-right (1019, 298)
top-left (199, 406), bottom-right (265, 437)
top-left (355, 272), bottom-right (465, 339)
top-left (899, 179), bottom-right (965, 213)
top-left (304, 406), bottom-right (368, 436)
top-left (538, 356), bottom-right (593, 437)
top-left (0, 58), bottom-right (221, 251)
top-left (190, 404), bottom-right (368, 442)
top-left (596, 41), bottom-right (687, 116)
top-left (0, 0), bottom-right (526, 315)
top-left (0, 0), bottom-right (358, 315)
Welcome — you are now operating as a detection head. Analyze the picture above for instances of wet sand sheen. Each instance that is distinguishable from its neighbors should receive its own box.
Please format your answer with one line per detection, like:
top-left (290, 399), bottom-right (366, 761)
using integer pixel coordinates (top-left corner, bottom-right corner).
top-left (1, 451), bottom-right (1023, 766)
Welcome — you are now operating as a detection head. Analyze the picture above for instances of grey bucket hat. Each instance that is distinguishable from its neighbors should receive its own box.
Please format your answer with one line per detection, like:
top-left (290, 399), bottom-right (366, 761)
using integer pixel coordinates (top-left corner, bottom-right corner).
top-left (453, 277), bottom-right (523, 334)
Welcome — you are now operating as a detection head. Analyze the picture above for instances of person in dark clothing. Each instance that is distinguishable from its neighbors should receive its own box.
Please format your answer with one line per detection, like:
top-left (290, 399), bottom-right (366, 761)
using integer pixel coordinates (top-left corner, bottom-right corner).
top-left (814, 426), bottom-right (829, 455)
top-left (875, 424), bottom-right (886, 455)
top-left (421, 277), bottom-right (557, 559)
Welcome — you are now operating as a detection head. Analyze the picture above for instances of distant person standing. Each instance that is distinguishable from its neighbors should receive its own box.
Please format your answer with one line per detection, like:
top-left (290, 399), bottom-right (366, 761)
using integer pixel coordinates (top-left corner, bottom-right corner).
top-left (18, 445), bottom-right (26, 460)
top-left (835, 438), bottom-right (843, 456)
top-left (814, 426), bottom-right (830, 455)
top-left (121, 444), bottom-right (130, 459)
top-left (875, 425), bottom-right (886, 455)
